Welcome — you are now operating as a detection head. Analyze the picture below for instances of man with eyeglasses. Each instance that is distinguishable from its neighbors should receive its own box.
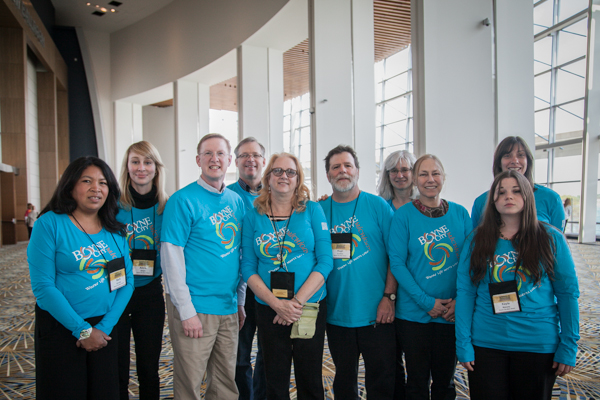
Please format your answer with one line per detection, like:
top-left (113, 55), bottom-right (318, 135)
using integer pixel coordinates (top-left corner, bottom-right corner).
top-left (228, 137), bottom-right (267, 400)
top-left (161, 133), bottom-right (246, 400)
top-left (320, 145), bottom-right (398, 399)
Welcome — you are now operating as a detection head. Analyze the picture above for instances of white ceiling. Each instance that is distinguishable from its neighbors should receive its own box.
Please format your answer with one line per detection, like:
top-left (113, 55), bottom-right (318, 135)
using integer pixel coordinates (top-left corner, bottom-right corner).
top-left (51, 0), bottom-right (175, 33)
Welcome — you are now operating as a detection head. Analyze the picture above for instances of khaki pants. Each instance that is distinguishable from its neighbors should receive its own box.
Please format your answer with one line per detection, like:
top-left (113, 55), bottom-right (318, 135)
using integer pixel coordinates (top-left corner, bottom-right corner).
top-left (166, 295), bottom-right (239, 400)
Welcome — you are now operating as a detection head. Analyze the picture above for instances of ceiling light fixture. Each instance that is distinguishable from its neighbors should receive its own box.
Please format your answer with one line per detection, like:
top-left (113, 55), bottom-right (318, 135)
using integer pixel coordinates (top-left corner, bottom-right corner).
top-left (85, 2), bottom-right (119, 15)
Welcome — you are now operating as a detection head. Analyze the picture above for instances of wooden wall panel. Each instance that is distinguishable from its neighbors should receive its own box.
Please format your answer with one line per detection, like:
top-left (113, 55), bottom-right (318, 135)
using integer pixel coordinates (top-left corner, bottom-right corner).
top-left (57, 89), bottom-right (70, 177)
top-left (37, 71), bottom-right (58, 208)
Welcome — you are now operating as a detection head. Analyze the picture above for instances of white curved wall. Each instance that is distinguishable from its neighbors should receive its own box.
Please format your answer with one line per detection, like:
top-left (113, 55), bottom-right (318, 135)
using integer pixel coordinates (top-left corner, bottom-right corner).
top-left (110, 0), bottom-right (289, 100)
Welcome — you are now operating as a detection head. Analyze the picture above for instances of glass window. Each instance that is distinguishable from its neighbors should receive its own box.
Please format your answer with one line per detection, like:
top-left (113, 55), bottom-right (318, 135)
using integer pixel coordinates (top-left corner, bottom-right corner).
top-left (535, 109), bottom-right (550, 140)
top-left (555, 102), bottom-right (584, 137)
top-left (557, 19), bottom-right (588, 66)
top-left (534, 0), bottom-right (554, 34)
top-left (557, 0), bottom-right (588, 23)
top-left (384, 72), bottom-right (409, 98)
top-left (534, 71), bottom-right (551, 107)
top-left (555, 68), bottom-right (585, 104)
top-left (552, 182), bottom-right (580, 234)
top-left (534, 149), bottom-right (549, 184)
top-left (534, 36), bottom-right (553, 74)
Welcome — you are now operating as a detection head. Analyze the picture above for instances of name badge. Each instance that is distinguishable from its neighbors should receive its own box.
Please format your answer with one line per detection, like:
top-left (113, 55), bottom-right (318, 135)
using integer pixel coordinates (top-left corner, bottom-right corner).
top-left (106, 257), bottom-right (127, 292)
top-left (270, 271), bottom-right (295, 299)
top-left (331, 233), bottom-right (352, 259)
top-left (131, 249), bottom-right (157, 276)
top-left (488, 280), bottom-right (521, 314)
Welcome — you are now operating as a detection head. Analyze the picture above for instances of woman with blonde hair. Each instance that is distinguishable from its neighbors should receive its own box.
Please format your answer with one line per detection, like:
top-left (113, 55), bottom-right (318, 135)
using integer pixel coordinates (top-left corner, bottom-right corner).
top-left (116, 141), bottom-right (168, 399)
top-left (241, 153), bottom-right (333, 399)
top-left (377, 150), bottom-right (418, 211)
top-left (389, 154), bottom-right (471, 400)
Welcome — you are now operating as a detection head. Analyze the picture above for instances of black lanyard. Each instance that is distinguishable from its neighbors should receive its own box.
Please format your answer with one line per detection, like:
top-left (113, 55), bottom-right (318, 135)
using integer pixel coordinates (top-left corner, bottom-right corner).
top-left (268, 204), bottom-right (294, 271)
top-left (71, 214), bottom-right (122, 261)
top-left (130, 205), bottom-right (156, 250)
top-left (329, 191), bottom-right (361, 233)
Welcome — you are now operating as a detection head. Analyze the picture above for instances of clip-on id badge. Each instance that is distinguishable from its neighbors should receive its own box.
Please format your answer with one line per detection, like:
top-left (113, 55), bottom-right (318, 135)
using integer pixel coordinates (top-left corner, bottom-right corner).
top-left (331, 232), bottom-right (352, 259)
top-left (488, 280), bottom-right (521, 314)
top-left (271, 271), bottom-right (295, 299)
top-left (131, 249), bottom-right (157, 276)
top-left (106, 257), bottom-right (127, 292)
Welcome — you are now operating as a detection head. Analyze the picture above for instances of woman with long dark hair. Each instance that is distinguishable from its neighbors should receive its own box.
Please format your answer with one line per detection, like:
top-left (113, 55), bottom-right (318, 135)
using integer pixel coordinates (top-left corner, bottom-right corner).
top-left (116, 141), bottom-right (168, 399)
top-left (471, 136), bottom-right (564, 230)
top-left (28, 156), bottom-right (134, 399)
top-left (388, 154), bottom-right (471, 400)
top-left (241, 153), bottom-right (333, 399)
top-left (456, 170), bottom-right (579, 399)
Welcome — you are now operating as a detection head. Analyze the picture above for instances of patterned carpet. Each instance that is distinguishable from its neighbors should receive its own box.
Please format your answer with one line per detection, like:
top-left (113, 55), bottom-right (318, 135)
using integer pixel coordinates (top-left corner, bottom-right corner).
top-left (0, 240), bottom-right (598, 399)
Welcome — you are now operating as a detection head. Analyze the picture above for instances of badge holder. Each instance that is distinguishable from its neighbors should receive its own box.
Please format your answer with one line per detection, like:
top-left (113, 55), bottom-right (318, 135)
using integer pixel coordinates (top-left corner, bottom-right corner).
top-left (331, 232), bottom-right (353, 259)
top-left (271, 268), bottom-right (295, 299)
top-left (106, 257), bottom-right (127, 292)
top-left (131, 248), bottom-right (157, 276)
top-left (488, 280), bottom-right (521, 314)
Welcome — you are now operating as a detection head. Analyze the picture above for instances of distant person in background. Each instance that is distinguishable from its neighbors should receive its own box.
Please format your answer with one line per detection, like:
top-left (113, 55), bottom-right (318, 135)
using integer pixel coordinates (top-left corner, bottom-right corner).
top-left (25, 203), bottom-right (32, 232)
top-left (26, 204), bottom-right (39, 238)
top-left (563, 198), bottom-right (572, 232)
top-left (116, 141), bottom-right (169, 399)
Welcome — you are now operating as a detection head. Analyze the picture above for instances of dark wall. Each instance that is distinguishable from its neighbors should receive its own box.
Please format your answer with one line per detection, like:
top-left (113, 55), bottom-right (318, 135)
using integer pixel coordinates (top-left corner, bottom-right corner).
top-left (30, 0), bottom-right (55, 36)
top-left (53, 27), bottom-right (98, 160)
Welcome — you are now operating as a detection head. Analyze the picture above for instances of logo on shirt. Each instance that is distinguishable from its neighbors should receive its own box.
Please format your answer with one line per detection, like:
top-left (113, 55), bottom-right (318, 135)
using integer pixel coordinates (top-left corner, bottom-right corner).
top-left (330, 216), bottom-right (371, 262)
top-left (419, 226), bottom-right (456, 271)
top-left (126, 218), bottom-right (155, 250)
top-left (260, 240), bottom-right (296, 266)
top-left (490, 251), bottom-right (530, 291)
top-left (211, 206), bottom-right (239, 250)
top-left (72, 241), bottom-right (111, 280)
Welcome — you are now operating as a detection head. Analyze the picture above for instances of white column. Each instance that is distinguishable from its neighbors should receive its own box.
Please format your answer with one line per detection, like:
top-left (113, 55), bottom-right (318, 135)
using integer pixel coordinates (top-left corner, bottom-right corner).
top-left (174, 80), bottom-right (205, 189)
top-left (411, 0), bottom-right (495, 209)
top-left (237, 45), bottom-right (284, 156)
top-left (494, 0), bottom-right (535, 149)
top-left (132, 104), bottom-right (143, 143)
top-left (309, 0), bottom-right (376, 197)
top-left (579, 2), bottom-right (600, 243)
top-left (114, 101), bottom-right (137, 175)
top-left (143, 105), bottom-right (177, 195)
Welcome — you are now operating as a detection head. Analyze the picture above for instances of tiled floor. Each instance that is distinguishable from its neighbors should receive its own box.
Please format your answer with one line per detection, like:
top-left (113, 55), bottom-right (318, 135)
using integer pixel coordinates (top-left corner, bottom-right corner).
top-left (0, 240), bottom-right (598, 399)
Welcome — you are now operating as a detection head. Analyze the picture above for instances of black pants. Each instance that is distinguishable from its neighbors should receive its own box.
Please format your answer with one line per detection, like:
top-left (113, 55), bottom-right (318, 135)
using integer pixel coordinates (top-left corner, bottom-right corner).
top-left (117, 276), bottom-right (165, 400)
top-left (35, 304), bottom-right (119, 400)
top-left (236, 287), bottom-right (267, 400)
top-left (398, 319), bottom-right (456, 400)
top-left (467, 346), bottom-right (557, 400)
top-left (327, 322), bottom-right (396, 400)
top-left (256, 300), bottom-right (327, 400)
top-left (394, 318), bottom-right (406, 400)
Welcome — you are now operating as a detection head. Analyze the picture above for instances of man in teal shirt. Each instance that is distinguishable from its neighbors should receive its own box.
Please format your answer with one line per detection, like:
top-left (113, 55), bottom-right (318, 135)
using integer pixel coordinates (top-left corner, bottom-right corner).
top-left (228, 137), bottom-right (267, 400)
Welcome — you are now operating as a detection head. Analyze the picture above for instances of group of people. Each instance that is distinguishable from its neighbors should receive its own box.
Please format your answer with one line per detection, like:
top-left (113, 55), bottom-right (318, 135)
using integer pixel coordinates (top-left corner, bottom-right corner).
top-left (27, 133), bottom-right (579, 400)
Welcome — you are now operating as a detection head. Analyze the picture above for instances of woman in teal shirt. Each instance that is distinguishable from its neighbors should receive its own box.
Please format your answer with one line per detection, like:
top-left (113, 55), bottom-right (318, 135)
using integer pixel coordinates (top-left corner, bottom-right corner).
top-left (456, 170), bottom-right (579, 399)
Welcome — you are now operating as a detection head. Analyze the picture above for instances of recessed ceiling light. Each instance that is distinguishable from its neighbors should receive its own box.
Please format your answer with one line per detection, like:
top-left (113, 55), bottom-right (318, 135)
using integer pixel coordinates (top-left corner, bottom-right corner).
top-left (92, 10), bottom-right (105, 16)
top-left (108, 1), bottom-right (122, 6)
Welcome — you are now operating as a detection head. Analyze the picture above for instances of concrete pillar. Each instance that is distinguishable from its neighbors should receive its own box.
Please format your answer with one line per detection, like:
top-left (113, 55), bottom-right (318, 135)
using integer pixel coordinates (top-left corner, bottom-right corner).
top-left (114, 101), bottom-right (142, 176)
top-left (237, 45), bottom-right (284, 156)
top-left (309, 0), bottom-right (376, 197)
top-left (174, 80), bottom-right (209, 189)
top-left (411, 0), bottom-right (495, 208)
top-left (37, 71), bottom-right (58, 208)
top-left (579, 2), bottom-right (600, 243)
top-left (494, 0), bottom-right (535, 149)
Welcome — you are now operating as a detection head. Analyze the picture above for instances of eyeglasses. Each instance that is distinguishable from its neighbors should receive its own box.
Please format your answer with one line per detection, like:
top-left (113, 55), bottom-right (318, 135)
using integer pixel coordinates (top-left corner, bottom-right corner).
top-left (238, 153), bottom-right (264, 160)
top-left (199, 151), bottom-right (228, 159)
top-left (389, 168), bottom-right (412, 176)
top-left (271, 168), bottom-right (298, 178)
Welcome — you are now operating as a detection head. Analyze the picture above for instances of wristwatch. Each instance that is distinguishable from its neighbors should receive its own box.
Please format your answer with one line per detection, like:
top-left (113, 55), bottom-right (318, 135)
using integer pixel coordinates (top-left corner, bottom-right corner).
top-left (79, 327), bottom-right (93, 340)
top-left (383, 293), bottom-right (396, 301)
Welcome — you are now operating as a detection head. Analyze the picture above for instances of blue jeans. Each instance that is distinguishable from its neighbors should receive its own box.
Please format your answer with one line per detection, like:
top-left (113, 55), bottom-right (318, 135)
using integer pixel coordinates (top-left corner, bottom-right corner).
top-left (236, 287), bottom-right (267, 400)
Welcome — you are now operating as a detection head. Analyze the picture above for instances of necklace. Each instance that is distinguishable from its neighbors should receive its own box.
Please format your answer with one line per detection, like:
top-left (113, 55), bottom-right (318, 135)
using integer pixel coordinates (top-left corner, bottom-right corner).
top-left (499, 231), bottom-right (513, 240)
